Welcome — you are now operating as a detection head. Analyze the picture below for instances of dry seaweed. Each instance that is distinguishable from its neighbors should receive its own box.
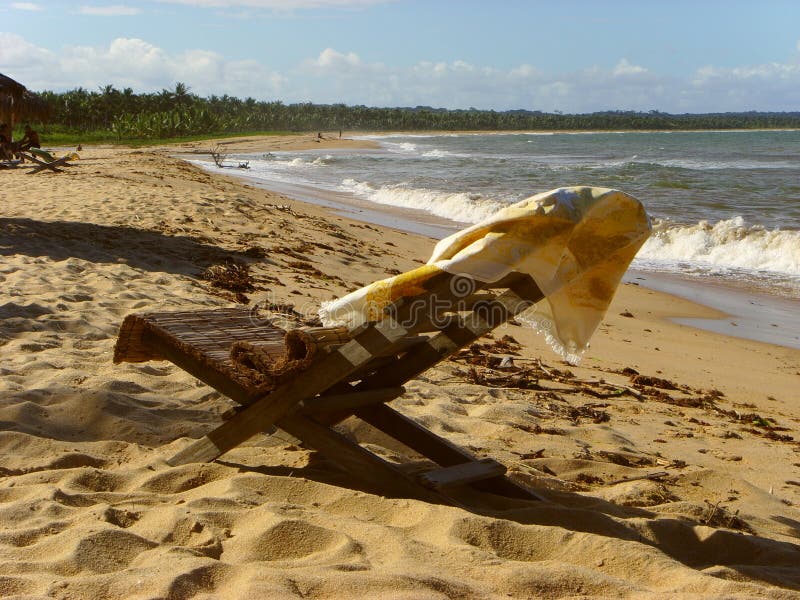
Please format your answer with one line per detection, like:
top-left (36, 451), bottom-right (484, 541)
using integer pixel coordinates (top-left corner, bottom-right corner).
top-left (701, 500), bottom-right (754, 533)
top-left (514, 422), bottom-right (567, 436)
top-left (463, 366), bottom-right (543, 390)
top-left (201, 260), bottom-right (256, 293)
top-left (630, 374), bottom-right (680, 390)
top-left (575, 473), bottom-right (605, 485)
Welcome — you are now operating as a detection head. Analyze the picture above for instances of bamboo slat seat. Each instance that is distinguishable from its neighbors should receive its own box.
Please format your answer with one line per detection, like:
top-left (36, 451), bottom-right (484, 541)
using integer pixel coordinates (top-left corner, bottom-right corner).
top-left (115, 308), bottom-right (351, 403)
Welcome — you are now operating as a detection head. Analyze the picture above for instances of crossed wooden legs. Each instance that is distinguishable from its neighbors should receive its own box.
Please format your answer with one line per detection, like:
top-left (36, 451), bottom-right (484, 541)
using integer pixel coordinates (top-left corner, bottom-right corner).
top-left (20, 152), bottom-right (72, 174)
top-left (163, 275), bottom-right (545, 503)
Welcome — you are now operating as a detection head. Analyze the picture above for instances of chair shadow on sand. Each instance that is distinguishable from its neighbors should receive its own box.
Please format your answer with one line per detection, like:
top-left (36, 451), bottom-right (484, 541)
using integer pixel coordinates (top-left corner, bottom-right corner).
top-left (216, 455), bottom-right (800, 592)
top-left (0, 217), bottom-right (251, 275)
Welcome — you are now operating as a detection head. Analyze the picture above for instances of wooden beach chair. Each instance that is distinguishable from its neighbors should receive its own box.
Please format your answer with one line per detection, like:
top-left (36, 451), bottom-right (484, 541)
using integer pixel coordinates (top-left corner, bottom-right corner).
top-left (20, 151), bottom-right (73, 174)
top-left (113, 187), bottom-right (650, 506)
top-left (114, 271), bottom-right (547, 505)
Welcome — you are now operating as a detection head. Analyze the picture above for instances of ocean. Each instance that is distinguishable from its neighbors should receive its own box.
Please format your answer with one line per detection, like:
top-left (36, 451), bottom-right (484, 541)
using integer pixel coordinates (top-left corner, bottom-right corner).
top-left (188, 131), bottom-right (800, 347)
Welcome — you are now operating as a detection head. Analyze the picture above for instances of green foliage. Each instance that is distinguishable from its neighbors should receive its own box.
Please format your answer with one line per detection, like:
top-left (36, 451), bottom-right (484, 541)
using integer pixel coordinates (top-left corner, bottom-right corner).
top-left (30, 83), bottom-right (800, 143)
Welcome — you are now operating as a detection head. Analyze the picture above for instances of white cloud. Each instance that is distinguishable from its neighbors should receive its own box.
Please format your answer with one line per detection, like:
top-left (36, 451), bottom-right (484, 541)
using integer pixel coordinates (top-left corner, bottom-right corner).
top-left (687, 61), bottom-right (800, 111)
top-left (311, 48), bottom-right (362, 69)
top-left (0, 35), bottom-right (284, 98)
top-left (292, 50), bottom-right (800, 112)
top-left (79, 5), bottom-right (141, 16)
top-left (510, 64), bottom-right (539, 79)
top-left (613, 58), bottom-right (648, 77)
top-left (10, 2), bottom-right (43, 10)
top-left (3, 35), bottom-right (800, 113)
top-left (0, 33), bottom-right (57, 88)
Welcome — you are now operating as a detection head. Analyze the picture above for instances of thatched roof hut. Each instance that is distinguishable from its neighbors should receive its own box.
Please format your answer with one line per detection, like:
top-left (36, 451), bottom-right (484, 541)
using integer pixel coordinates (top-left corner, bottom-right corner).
top-left (0, 73), bottom-right (50, 137)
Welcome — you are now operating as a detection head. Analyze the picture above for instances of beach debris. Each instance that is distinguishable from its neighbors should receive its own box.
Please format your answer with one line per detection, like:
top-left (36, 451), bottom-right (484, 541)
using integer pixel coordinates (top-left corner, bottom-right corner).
top-left (623, 374), bottom-right (798, 445)
top-left (593, 450), bottom-right (658, 468)
top-left (513, 422), bottom-right (566, 436)
top-left (464, 366), bottom-right (542, 390)
top-left (575, 473), bottom-right (604, 485)
top-left (516, 448), bottom-right (546, 460)
top-left (271, 244), bottom-right (311, 261)
top-left (286, 259), bottom-right (346, 287)
top-left (201, 260), bottom-right (255, 303)
top-left (210, 145), bottom-right (249, 169)
top-left (630, 374), bottom-right (679, 390)
top-left (452, 345), bottom-right (640, 402)
top-left (243, 246), bottom-right (268, 258)
top-left (267, 203), bottom-right (302, 218)
top-left (701, 500), bottom-right (753, 533)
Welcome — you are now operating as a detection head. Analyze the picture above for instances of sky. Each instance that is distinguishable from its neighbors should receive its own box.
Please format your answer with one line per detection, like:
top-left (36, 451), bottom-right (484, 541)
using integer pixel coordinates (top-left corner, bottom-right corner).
top-left (2, 0), bottom-right (799, 113)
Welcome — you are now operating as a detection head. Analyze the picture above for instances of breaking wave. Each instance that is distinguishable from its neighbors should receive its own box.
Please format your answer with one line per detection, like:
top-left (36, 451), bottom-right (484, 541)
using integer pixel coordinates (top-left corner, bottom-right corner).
top-left (339, 179), bottom-right (504, 224)
top-left (636, 217), bottom-right (800, 277)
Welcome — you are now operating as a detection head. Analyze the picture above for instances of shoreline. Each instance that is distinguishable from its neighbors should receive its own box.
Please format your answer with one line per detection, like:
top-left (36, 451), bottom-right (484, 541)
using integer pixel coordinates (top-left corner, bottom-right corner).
top-left (176, 136), bottom-right (800, 351)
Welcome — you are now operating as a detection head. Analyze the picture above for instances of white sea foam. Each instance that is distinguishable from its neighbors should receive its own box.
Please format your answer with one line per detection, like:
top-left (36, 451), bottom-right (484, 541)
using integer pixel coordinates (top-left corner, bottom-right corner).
top-left (421, 149), bottom-right (456, 158)
top-left (384, 142), bottom-right (419, 154)
top-left (646, 158), bottom-right (795, 170)
top-left (340, 179), bottom-right (504, 224)
top-left (636, 217), bottom-right (800, 277)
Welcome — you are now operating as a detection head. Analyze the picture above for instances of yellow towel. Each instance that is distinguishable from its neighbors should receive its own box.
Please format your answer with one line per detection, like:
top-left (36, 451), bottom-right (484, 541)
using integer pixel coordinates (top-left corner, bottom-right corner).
top-left (320, 186), bottom-right (651, 363)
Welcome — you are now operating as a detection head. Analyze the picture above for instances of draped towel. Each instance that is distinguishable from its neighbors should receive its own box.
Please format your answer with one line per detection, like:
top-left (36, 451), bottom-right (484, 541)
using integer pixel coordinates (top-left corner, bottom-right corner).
top-left (320, 186), bottom-right (651, 364)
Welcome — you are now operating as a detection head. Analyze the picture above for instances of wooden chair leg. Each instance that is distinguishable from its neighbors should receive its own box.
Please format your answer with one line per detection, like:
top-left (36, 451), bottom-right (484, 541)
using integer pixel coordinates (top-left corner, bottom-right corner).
top-left (276, 413), bottom-right (444, 503)
top-left (356, 404), bottom-right (545, 501)
top-left (167, 316), bottom-right (415, 465)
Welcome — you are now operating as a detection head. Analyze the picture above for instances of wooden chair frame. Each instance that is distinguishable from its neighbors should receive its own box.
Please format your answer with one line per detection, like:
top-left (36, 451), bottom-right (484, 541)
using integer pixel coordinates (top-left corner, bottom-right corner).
top-left (115, 272), bottom-right (546, 505)
top-left (19, 152), bottom-right (72, 174)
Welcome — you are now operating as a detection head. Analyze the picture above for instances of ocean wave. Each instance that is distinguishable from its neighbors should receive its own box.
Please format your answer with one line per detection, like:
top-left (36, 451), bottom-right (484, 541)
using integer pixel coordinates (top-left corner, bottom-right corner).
top-left (339, 179), bottom-right (504, 223)
top-left (533, 156), bottom-right (793, 172)
top-left (632, 158), bottom-right (796, 171)
top-left (383, 142), bottom-right (419, 154)
top-left (355, 133), bottom-right (458, 140)
top-left (636, 217), bottom-right (800, 277)
top-left (422, 149), bottom-right (458, 158)
top-left (255, 154), bottom-right (334, 168)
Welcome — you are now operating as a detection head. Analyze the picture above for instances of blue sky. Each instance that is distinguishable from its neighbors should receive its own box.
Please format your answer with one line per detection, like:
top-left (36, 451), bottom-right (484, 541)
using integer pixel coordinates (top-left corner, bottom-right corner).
top-left (2, 0), bottom-right (799, 112)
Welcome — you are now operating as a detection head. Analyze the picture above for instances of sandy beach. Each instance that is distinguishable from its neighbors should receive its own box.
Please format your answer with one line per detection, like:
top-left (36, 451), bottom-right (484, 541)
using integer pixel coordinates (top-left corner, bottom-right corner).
top-left (1, 135), bottom-right (800, 598)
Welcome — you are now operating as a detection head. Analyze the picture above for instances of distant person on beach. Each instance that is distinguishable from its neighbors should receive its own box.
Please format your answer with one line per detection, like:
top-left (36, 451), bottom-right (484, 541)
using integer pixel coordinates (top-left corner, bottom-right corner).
top-left (18, 125), bottom-right (41, 151)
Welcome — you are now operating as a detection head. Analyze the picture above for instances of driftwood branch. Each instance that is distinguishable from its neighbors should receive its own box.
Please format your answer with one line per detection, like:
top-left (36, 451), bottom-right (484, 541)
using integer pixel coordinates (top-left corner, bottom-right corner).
top-left (210, 145), bottom-right (249, 170)
top-left (605, 471), bottom-right (669, 486)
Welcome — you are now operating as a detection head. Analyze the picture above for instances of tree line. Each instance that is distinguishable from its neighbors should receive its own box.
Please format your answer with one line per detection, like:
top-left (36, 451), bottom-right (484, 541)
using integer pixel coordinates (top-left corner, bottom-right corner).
top-left (36, 83), bottom-right (800, 141)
